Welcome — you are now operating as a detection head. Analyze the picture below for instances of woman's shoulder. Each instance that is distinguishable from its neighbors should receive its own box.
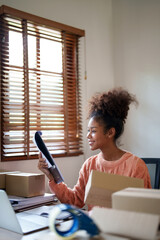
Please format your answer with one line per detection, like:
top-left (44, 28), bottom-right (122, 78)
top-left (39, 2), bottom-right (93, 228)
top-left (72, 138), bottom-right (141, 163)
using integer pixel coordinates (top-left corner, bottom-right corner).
top-left (124, 151), bottom-right (143, 162)
top-left (124, 152), bottom-right (148, 170)
top-left (80, 153), bottom-right (99, 172)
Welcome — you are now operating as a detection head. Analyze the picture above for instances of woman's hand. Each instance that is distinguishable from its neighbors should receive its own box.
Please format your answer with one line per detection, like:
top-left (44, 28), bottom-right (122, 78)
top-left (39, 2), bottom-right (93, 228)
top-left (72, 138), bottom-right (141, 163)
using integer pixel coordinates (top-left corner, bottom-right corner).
top-left (38, 152), bottom-right (54, 181)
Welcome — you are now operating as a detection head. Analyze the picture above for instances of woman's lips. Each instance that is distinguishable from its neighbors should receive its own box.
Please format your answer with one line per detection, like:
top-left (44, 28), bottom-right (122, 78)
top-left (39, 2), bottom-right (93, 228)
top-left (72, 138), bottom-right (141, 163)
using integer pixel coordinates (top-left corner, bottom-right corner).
top-left (88, 141), bottom-right (94, 146)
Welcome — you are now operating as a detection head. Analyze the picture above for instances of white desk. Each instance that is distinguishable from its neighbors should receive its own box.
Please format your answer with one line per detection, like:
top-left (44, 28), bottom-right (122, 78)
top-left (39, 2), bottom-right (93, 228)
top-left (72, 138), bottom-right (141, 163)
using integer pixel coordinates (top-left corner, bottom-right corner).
top-left (0, 227), bottom-right (132, 240)
top-left (0, 228), bottom-right (50, 240)
top-left (1, 226), bottom-right (160, 240)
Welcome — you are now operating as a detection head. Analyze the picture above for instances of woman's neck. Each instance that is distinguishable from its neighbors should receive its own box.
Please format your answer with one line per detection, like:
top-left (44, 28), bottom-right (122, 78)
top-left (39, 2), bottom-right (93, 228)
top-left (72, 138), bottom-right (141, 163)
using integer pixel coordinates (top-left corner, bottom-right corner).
top-left (101, 145), bottom-right (126, 161)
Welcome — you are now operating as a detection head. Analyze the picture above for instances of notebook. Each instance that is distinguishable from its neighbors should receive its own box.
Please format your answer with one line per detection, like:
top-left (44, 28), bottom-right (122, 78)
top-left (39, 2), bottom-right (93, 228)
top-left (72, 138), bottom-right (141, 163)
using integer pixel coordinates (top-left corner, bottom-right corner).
top-left (33, 131), bottom-right (64, 184)
top-left (0, 190), bottom-right (51, 234)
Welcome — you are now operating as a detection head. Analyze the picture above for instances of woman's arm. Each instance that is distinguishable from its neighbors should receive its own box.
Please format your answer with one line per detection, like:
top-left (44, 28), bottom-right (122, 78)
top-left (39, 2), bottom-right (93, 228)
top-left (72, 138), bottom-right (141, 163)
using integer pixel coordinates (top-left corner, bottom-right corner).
top-left (38, 152), bottom-right (90, 208)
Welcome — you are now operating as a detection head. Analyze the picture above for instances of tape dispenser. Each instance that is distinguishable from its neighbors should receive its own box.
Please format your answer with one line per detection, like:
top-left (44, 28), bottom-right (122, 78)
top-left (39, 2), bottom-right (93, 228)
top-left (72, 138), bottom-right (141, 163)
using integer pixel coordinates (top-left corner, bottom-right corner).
top-left (49, 204), bottom-right (100, 239)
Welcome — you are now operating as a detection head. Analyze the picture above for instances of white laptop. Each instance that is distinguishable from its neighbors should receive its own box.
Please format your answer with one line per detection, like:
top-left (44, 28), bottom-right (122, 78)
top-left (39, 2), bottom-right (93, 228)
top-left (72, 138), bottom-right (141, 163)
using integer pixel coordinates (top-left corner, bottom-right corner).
top-left (0, 190), bottom-right (51, 234)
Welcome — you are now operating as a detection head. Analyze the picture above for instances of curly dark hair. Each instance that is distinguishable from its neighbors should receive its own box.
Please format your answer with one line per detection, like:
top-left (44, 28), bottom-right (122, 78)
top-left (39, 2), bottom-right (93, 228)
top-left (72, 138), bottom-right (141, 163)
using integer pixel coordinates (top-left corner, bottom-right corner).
top-left (87, 87), bottom-right (138, 140)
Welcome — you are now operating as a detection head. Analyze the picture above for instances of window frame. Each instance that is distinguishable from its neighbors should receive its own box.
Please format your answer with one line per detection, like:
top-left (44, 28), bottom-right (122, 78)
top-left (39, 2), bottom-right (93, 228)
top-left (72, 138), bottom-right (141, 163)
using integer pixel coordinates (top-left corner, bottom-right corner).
top-left (0, 5), bottom-right (85, 161)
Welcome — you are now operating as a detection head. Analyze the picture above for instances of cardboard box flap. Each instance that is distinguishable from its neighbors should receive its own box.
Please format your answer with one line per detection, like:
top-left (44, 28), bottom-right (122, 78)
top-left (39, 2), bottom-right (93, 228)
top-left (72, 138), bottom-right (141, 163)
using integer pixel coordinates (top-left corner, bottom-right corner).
top-left (88, 170), bottom-right (144, 190)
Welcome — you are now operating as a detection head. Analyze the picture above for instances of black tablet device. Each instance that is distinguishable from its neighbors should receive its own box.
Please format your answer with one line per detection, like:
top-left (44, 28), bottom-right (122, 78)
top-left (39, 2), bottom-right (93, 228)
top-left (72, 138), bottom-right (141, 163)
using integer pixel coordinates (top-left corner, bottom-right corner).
top-left (33, 131), bottom-right (64, 184)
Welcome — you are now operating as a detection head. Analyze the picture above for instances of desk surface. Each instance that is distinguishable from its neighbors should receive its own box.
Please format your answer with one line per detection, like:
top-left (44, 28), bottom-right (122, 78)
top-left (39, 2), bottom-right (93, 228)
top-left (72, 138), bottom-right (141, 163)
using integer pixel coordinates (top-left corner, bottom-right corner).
top-left (0, 227), bottom-right (131, 240)
top-left (0, 228), bottom-right (49, 240)
top-left (1, 226), bottom-right (160, 240)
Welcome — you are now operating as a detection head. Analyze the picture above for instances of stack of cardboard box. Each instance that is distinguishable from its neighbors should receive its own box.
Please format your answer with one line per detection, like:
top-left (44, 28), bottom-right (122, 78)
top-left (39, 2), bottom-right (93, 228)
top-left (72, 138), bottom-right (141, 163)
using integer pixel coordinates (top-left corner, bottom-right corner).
top-left (84, 170), bottom-right (160, 240)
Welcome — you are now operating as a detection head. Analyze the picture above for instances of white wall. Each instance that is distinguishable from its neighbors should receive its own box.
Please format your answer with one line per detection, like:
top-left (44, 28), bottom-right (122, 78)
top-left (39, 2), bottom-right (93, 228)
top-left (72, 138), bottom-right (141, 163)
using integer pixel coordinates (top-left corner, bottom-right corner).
top-left (0, 0), bottom-right (114, 190)
top-left (112, 0), bottom-right (160, 157)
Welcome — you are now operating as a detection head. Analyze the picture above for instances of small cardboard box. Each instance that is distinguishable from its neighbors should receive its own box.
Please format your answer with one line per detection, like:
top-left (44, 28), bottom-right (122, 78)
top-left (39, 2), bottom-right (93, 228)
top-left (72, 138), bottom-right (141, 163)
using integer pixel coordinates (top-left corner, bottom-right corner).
top-left (0, 170), bottom-right (20, 189)
top-left (84, 170), bottom-right (144, 208)
top-left (112, 187), bottom-right (160, 216)
top-left (6, 172), bottom-right (45, 197)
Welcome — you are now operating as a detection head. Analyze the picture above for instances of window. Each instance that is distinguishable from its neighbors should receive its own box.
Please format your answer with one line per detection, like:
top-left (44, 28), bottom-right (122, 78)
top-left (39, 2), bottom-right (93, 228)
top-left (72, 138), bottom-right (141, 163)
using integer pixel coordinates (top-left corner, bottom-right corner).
top-left (0, 5), bottom-right (85, 161)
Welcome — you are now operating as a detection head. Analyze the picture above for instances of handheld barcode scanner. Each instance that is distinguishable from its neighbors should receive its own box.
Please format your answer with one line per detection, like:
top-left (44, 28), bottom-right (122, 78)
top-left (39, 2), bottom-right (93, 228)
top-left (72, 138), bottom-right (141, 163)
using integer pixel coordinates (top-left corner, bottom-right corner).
top-left (33, 131), bottom-right (64, 184)
top-left (49, 204), bottom-right (100, 239)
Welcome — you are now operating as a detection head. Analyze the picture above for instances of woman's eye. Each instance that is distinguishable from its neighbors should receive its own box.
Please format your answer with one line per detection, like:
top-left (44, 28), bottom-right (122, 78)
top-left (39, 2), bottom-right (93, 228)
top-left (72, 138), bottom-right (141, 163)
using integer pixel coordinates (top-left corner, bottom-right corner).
top-left (87, 129), bottom-right (96, 133)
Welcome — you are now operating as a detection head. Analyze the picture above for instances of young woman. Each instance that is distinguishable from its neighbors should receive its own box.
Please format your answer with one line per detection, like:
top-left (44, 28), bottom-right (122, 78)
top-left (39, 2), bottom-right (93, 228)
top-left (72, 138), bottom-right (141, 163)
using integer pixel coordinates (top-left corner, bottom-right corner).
top-left (38, 88), bottom-right (151, 210)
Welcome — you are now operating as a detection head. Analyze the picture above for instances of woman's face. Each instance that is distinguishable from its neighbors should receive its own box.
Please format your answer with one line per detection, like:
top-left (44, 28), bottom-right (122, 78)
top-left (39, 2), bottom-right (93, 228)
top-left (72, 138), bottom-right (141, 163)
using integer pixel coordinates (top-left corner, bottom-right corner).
top-left (87, 117), bottom-right (108, 151)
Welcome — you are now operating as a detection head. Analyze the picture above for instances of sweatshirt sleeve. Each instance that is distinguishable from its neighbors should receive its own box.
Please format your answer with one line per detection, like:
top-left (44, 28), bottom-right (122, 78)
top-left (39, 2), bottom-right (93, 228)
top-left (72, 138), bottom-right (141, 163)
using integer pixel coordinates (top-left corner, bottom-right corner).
top-left (48, 161), bottom-right (89, 208)
top-left (133, 158), bottom-right (152, 189)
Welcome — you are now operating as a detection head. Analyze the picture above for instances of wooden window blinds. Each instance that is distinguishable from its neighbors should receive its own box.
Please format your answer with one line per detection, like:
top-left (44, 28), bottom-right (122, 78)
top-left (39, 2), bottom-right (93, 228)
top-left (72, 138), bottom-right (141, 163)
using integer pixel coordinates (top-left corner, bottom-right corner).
top-left (0, 5), bottom-right (85, 161)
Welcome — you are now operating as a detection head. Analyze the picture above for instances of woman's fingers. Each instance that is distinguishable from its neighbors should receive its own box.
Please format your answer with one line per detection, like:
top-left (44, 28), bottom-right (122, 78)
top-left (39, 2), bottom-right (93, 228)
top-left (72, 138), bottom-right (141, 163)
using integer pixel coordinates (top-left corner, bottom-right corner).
top-left (39, 160), bottom-right (48, 169)
top-left (38, 153), bottom-right (48, 169)
top-left (37, 152), bottom-right (54, 180)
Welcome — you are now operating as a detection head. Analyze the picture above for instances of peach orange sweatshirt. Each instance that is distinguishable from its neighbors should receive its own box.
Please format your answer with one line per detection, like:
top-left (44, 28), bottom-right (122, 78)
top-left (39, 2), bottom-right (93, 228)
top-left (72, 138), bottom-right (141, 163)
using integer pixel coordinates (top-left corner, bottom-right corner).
top-left (49, 152), bottom-right (151, 210)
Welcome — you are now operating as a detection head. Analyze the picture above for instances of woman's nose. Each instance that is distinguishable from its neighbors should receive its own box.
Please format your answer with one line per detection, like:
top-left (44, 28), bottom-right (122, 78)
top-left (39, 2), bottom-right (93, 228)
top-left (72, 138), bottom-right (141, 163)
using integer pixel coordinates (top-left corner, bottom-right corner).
top-left (87, 131), bottom-right (90, 139)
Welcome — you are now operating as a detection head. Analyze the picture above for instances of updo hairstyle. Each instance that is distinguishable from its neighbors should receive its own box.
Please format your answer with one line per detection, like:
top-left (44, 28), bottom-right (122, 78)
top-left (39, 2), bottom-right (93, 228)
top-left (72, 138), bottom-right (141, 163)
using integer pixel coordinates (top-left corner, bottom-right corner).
top-left (87, 88), bottom-right (138, 140)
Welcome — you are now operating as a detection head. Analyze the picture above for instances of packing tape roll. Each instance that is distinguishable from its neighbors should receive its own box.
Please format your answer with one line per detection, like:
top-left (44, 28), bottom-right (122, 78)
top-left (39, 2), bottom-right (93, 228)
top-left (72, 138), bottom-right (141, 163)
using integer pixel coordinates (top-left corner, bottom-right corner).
top-left (49, 204), bottom-right (100, 239)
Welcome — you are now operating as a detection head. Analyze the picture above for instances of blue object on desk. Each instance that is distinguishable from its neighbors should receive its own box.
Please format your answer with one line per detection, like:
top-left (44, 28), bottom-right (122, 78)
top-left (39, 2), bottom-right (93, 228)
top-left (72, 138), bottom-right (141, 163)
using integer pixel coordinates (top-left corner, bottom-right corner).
top-left (49, 204), bottom-right (100, 238)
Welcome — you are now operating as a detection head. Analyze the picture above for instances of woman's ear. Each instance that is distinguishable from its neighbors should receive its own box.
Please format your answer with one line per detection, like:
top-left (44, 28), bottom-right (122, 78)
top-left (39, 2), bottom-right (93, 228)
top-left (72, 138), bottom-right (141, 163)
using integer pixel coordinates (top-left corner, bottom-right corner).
top-left (107, 128), bottom-right (116, 138)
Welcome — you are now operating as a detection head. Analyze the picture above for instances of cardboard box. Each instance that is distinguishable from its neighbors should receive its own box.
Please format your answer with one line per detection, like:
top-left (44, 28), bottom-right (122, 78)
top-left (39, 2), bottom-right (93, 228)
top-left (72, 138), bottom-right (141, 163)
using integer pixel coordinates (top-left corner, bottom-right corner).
top-left (112, 187), bottom-right (160, 216)
top-left (90, 207), bottom-right (159, 240)
top-left (0, 170), bottom-right (20, 189)
top-left (6, 172), bottom-right (45, 197)
top-left (84, 170), bottom-right (144, 208)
